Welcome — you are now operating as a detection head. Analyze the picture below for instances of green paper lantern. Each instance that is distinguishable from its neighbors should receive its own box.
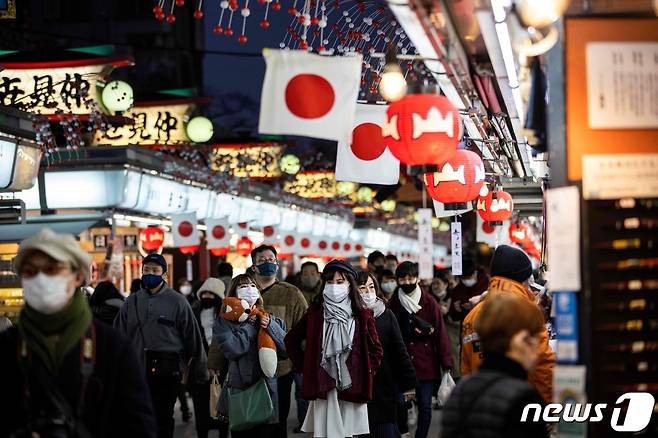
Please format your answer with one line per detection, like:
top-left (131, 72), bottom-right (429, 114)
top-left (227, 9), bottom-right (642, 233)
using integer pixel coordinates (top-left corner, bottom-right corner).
top-left (380, 199), bottom-right (396, 212)
top-left (186, 116), bottom-right (214, 143)
top-left (101, 80), bottom-right (134, 113)
top-left (336, 181), bottom-right (357, 196)
top-left (357, 186), bottom-right (373, 203)
top-left (279, 154), bottom-right (301, 175)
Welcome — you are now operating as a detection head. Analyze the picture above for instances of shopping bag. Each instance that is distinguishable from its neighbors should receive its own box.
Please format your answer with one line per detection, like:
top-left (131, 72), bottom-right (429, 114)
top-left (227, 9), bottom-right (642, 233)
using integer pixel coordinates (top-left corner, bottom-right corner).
top-left (228, 378), bottom-right (274, 431)
top-left (437, 372), bottom-right (456, 406)
top-left (209, 375), bottom-right (221, 419)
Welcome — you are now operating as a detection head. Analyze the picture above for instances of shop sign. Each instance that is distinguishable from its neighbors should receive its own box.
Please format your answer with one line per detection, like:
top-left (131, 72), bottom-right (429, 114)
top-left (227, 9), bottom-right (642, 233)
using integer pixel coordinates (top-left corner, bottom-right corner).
top-left (92, 233), bottom-right (138, 251)
top-left (210, 143), bottom-right (284, 179)
top-left (283, 171), bottom-right (336, 198)
top-left (0, 58), bottom-right (126, 114)
top-left (582, 154), bottom-right (658, 200)
top-left (95, 101), bottom-right (192, 145)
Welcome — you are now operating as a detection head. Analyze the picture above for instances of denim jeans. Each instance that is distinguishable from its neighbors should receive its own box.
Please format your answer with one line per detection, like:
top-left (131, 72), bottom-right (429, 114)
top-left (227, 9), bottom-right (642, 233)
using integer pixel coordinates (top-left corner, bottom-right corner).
top-left (415, 379), bottom-right (437, 438)
top-left (293, 372), bottom-right (309, 425)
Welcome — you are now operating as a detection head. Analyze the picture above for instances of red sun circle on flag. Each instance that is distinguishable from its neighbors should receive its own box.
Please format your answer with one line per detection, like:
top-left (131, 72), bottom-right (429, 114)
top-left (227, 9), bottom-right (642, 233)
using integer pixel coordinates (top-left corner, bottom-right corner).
top-left (332, 241), bottom-right (340, 250)
top-left (285, 235), bottom-right (295, 246)
top-left (285, 74), bottom-right (335, 119)
top-left (350, 122), bottom-right (387, 161)
top-left (319, 240), bottom-right (328, 249)
top-left (301, 238), bottom-right (311, 248)
top-left (212, 225), bottom-right (226, 239)
top-left (178, 221), bottom-right (194, 237)
top-left (238, 222), bottom-right (248, 229)
top-left (343, 243), bottom-right (351, 251)
top-left (482, 222), bottom-right (495, 234)
top-left (264, 226), bottom-right (274, 237)
top-left (355, 244), bottom-right (363, 251)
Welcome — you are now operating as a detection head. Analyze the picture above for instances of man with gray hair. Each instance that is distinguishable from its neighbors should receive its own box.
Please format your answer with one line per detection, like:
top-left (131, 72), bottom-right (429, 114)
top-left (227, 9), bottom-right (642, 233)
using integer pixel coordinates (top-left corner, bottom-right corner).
top-left (0, 228), bottom-right (156, 437)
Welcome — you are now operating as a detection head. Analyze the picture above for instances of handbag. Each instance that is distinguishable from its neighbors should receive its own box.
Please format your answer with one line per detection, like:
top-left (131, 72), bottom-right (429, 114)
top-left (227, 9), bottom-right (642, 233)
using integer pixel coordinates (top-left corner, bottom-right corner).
top-left (135, 297), bottom-right (182, 379)
top-left (228, 378), bottom-right (274, 431)
top-left (209, 375), bottom-right (221, 419)
top-left (410, 313), bottom-right (434, 339)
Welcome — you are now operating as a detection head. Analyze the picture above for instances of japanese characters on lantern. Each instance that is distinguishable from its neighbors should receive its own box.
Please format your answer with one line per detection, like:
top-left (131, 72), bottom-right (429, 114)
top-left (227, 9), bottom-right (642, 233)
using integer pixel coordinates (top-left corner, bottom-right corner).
top-left (476, 190), bottom-right (514, 225)
top-left (424, 149), bottom-right (485, 210)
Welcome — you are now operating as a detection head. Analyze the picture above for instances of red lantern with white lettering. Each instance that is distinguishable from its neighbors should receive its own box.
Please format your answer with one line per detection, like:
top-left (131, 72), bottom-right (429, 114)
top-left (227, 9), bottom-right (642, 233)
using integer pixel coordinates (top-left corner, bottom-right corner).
top-left (423, 149), bottom-right (485, 210)
top-left (236, 237), bottom-right (254, 257)
top-left (210, 246), bottom-right (230, 256)
top-left (139, 226), bottom-right (165, 252)
top-left (476, 190), bottom-right (514, 226)
top-left (382, 94), bottom-right (460, 165)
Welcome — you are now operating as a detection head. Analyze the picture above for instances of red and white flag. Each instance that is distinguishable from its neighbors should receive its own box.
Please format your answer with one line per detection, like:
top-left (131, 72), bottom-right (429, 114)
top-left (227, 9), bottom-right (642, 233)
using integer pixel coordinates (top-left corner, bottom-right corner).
top-left (262, 225), bottom-right (278, 245)
top-left (258, 49), bottom-right (362, 143)
top-left (205, 218), bottom-right (231, 249)
top-left (280, 233), bottom-right (313, 255)
top-left (172, 213), bottom-right (200, 248)
top-left (335, 103), bottom-right (400, 185)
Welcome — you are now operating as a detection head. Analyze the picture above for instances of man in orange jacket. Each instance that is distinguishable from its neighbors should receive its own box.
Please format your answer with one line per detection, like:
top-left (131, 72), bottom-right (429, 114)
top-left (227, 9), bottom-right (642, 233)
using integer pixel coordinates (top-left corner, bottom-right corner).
top-left (460, 245), bottom-right (555, 403)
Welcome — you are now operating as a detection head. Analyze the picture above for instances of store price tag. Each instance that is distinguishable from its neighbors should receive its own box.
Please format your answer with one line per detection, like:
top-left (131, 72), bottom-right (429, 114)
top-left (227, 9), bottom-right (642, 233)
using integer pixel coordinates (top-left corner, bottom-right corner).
top-left (451, 222), bottom-right (462, 276)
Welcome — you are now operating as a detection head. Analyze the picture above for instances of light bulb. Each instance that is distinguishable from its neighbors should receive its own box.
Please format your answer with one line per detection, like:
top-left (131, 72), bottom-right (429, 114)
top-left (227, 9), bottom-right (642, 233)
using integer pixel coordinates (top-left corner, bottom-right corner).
top-left (516, 0), bottom-right (570, 28)
top-left (101, 80), bottom-right (134, 113)
top-left (379, 64), bottom-right (407, 102)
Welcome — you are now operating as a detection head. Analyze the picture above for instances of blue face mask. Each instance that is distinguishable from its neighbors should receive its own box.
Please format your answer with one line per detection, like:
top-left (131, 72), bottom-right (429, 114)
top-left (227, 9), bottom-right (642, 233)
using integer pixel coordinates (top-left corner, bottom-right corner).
top-left (257, 262), bottom-right (278, 277)
top-left (142, 274), bottom-right (164, 290)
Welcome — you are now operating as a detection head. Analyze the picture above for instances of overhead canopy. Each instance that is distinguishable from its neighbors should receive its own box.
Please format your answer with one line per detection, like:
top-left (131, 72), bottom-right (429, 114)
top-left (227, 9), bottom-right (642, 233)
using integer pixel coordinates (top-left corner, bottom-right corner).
top-left (0, 213), bottom-right (108, 243)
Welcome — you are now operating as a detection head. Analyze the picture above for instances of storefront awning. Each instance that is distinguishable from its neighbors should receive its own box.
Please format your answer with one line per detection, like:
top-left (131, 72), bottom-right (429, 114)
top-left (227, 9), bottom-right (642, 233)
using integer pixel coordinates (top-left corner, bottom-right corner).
top-left (0, 213), bottom-right (109, 243)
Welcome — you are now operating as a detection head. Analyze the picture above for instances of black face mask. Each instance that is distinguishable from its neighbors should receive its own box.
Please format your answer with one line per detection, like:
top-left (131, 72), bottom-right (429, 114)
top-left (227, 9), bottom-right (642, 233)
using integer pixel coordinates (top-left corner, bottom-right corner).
top-left (201, 297), bottom-right (219, 309)
top-left (400, 283), bottom-right (417, 294)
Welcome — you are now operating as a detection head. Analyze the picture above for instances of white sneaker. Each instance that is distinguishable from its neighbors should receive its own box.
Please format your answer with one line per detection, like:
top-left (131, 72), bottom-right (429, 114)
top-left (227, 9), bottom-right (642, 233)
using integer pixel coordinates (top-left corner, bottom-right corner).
top-left (407, 402), bottom-right (418, 427)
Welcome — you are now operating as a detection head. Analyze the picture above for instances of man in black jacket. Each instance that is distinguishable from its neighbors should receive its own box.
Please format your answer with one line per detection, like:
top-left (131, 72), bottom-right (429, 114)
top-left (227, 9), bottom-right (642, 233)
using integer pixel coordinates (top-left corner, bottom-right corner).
top-left (0, 229), bottom-right (156, 438)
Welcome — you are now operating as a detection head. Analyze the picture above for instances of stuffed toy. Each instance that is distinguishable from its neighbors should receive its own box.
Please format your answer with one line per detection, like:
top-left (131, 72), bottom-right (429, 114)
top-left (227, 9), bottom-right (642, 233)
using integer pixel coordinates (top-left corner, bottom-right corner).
top-left (222, 296), bottom-right (278, 378)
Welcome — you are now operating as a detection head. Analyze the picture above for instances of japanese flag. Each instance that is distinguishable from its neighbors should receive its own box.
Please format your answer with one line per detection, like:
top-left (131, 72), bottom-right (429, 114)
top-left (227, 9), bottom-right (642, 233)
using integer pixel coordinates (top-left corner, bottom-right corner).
top-left (262, 225), bottom-right (278, 245)
top-left (205, 218), bottom-right (231, 249)
top-left (281, 233), bottom-right (313, 255)
top-left (172, 212), bottom-right (200, 248)
top-left (258, 49), bottom-right (362, 143)
top-left (335, 103), bottom-right (400, 185)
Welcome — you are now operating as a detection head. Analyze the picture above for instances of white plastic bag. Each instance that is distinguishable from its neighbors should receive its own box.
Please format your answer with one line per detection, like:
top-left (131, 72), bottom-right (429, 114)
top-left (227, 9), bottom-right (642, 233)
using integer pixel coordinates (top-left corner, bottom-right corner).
top-left (437, 372), bottom-right (456, 406)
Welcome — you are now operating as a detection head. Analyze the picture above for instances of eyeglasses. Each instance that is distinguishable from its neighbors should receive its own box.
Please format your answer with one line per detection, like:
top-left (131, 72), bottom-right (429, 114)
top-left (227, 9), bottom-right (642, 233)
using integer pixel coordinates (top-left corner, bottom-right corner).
top-left (20, 262), bottom-right (70, 278)
top-left (256, 257), bottom-right (277, 264)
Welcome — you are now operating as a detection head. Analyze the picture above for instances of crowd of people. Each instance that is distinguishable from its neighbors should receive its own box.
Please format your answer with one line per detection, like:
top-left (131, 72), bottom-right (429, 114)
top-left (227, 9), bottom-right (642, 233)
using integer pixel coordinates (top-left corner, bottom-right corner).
top-left (0, 228), bottom-right (556, 438)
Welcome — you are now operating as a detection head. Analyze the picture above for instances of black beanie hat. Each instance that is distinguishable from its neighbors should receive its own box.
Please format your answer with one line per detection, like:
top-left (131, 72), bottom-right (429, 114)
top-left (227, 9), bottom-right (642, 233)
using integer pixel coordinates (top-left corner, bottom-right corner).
top-left (322, 259), bottom-right (357, 280)
top-left (490, 245), bottom-right (532, 283)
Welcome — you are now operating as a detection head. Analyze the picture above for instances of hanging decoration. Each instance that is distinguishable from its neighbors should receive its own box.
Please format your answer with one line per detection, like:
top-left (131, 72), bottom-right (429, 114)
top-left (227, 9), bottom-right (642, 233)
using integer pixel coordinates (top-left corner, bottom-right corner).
top-left (383, 94), bottom-right (461, 165)
top-left (210, 246), bottom-right (231, 256)
top-left (186, 116), bottom-right (214, 142)
top-left (283, 170), bottom-right (337, 198)
top-left (336, 181), bottom-right (358, 196)
top-left (236, 236), bottom-right (255, 256)
top-left (100, 80), bottom-right (134, 114)
top-left (356, 186), bottom-right (373, 203)
top-left (379, 199), bottom-right (396, 212)
top-left (476, 190), bottom-right (514, 226)
top-left (279, 153), bottom-right (301, 175)
top-left (423, 149), bottom-right (485, 210)
top-left (139, 226), bottom-right (166, 252)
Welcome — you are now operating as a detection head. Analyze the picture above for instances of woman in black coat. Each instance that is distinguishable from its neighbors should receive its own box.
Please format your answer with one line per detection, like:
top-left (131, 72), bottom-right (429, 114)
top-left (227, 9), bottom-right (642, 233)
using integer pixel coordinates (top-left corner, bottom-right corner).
top-left (356, 271), bottom-right (417, 438)
top-left (89, 281), bottom-right (125, 325)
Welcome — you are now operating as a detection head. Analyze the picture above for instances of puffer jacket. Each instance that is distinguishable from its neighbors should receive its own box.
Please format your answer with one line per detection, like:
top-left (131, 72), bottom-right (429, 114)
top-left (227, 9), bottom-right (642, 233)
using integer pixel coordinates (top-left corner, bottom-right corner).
top-left (460, 276), bottom-right (555, 403)
top-left (442, 354), bottom-right (548, 438)
top-left (212, 314), bottom-right (287, 422)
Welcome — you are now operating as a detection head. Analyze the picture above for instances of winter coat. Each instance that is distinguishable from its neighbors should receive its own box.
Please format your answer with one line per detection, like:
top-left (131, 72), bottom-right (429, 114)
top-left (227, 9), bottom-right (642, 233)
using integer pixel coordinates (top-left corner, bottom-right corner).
top-left (448, 268), bottom-right (490, 322)
top-left (389, 289), bottom-right (453, 381)
top-left (460, 276), bottom-right (555, 403)
top-left (368, 308), bottom-right (417, 424)
top-left (442, 354), bottom-right (548, 438)
top-left (285, 303), bottom-right (383, 403)
top-left (91, 297), bottom-right (124, 326)
top-left (260, 280), bottom-right (308, 377)
top-left (213, 314), bottom-right (287, 423)
top-left (0, 322), bottom-right (156, 437)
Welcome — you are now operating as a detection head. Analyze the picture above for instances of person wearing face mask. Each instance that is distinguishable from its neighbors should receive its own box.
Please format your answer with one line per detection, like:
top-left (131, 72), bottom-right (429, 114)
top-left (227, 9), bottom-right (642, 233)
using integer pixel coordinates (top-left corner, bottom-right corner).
top-left (429, 270), bottom-right (461, 381)
top-left (460, 245), bottom-right (555, 404)
top-left (442, 294), bottom-right (549, 438)
top-left (249, 245), bottom-right (307, 438)
top-left (190, 278), bottom-right (228, 438)
top-left (447, 258), bottom-right (489, 323)
top-left (285, 260), bottom-right (383, 438)
top-left (114, 253), bottom-right (208, 438)
top-left (0, 229), bottom-right (156, 437)
top-left (367, 250), bottom-right (387, 276)
top-left (356, 271), bottom-right (417, 438)
top-left (299, 261), bottom-right (322, 305)
top-left (378, 269), bottom-right (397, 303)
top-left (388, 262), bottom-right (452, 438)
top-left (178, 278), bottom-right (197, 307)
top-left (208, 274), bottom-right (287, 437)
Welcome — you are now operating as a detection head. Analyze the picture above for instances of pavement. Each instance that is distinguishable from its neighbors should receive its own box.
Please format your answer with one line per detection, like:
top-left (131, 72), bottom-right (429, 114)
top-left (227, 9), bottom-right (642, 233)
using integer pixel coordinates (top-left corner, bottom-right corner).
top-left (173, 389), bottom-right (443, 437)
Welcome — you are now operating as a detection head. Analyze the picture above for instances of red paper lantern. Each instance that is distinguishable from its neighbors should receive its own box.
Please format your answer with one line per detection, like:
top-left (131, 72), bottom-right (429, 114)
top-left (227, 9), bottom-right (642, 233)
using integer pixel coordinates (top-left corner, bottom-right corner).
top-left (383, 94), bottom-right (460, 165)
top-left (423, 149), bottom-right (485, 210)
top-left (180, 245), bottom-right (199, 254)
top-left (139, 227), bottom-right (165, 252)
top-left (509, 222), bottom-right (533, 247)
top-left (476, 190), bottom-right (514, 225)
top-left (210, 246), bottom-right (230, 256)
top-left (236, 236), bottom-right (254, 256)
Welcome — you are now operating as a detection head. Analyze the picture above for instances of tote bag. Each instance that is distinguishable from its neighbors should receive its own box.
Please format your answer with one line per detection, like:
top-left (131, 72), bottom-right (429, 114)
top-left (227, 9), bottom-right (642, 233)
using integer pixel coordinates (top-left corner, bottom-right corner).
top-left (228, 378), bottom-right (274, 431)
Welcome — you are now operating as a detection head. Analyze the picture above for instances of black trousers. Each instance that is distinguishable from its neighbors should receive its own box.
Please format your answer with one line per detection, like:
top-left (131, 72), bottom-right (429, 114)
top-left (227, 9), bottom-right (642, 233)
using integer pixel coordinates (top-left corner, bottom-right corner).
top-left (147, 375), bottom-right (180, 438)
top-left (231, 423), bottom-right (276, 438)
top-left (190, 382), bottom-right (229, 438)
top-left (274, 372), bottom-right (294, 438)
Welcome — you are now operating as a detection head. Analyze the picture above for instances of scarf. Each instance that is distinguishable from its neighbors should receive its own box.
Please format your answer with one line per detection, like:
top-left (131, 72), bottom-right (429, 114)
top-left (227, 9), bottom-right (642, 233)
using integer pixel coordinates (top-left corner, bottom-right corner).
top-left (321, 296), bottom-right (355, 391)
top-left (18, 291), bottom-right (92, 375)
top-left (371, 298), bottom-right (386, 318)
top-left (398, 285), bottom-right (422, 314)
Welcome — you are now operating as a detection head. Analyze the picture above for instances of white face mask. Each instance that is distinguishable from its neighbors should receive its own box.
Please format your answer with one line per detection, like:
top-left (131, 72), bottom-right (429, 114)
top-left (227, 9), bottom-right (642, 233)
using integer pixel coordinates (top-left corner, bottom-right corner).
top-left (180, 285), bottom-right (192, 296)
top-left (361, 291), bottom-right (377, 308)
top-left (323, 283), bottom-right (349, 302)
top-left (381, 281), bottom-right (397, 294)
top-left (462, 278), bottom-right (477, 287)
top-left (236, 285), bottom-right (260, 306)
top-left (22, 272), bottom-right (73, 314)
